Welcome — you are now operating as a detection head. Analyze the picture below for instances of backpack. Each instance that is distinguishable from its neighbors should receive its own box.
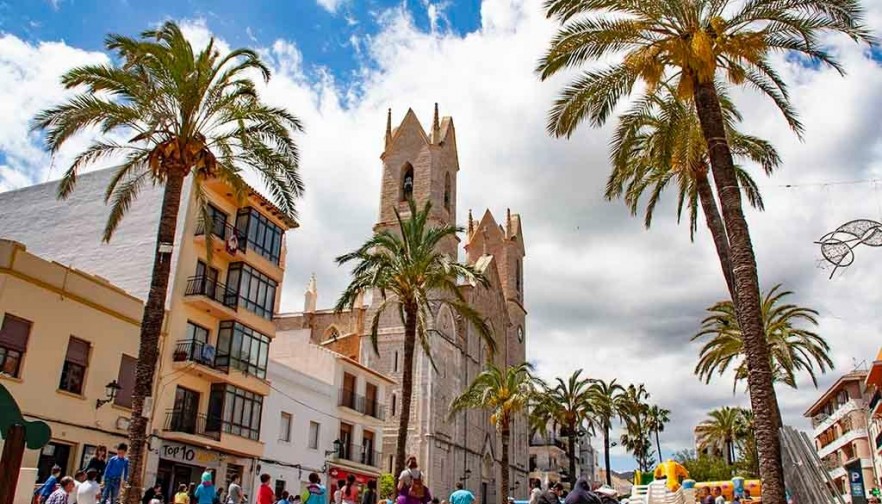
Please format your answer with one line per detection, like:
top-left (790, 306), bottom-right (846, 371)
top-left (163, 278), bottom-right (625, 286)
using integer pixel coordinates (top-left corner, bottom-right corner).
top-left (406, 470), bottom-right (425, 500)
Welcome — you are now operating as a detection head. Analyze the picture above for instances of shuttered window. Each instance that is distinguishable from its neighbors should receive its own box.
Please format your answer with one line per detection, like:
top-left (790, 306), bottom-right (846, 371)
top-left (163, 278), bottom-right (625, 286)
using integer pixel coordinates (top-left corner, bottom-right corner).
top-left (114, 355), bottom-right (137, 408)
top-left (59, 336), bottom-right (90, 395)
top-left (0, 313), bottom-right (31, 378)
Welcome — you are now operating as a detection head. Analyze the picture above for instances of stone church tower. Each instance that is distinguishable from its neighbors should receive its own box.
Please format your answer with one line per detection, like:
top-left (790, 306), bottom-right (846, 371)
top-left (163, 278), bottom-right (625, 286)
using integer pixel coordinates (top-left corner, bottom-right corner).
top-left (276, 106), bottom-right (528, 503)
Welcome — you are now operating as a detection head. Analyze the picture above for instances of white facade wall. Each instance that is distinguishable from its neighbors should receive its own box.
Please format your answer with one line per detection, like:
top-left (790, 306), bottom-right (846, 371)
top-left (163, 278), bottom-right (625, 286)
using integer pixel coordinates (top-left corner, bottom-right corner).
top-left (257, 360), bottom-right (337, 496)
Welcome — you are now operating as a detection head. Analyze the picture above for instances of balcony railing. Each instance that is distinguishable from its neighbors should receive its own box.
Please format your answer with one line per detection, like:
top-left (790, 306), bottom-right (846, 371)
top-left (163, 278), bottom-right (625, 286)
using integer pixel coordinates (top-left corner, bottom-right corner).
top-left (335, 443), bottom-right (381, 468)
top-left (196, 219), bottom-right (248, 248)
top-left (163, 409), bottom-right (221, 441)
top-left (338, 389), bottom-right (386, 420)
top-left (185, 276), bottom-right (238, 309)
top-left (530, 436), bottom-right (567, 450)
top-left (172, 339), bottom-right (217, 367)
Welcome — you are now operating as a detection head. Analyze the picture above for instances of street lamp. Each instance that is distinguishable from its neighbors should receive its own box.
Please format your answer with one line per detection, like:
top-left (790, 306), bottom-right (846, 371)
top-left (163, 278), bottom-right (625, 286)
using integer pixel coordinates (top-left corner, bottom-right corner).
top-left (325, 439), bottom-right (342, 457)
top-left (459, 469), bottom-right (472, 482)
top-left (96, 380), bottom-right (122, 409)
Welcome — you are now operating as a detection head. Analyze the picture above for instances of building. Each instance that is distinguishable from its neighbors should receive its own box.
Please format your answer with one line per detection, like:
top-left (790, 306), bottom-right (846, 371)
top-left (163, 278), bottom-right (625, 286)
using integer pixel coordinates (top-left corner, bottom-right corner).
top-left (578, 433), bottom-right (599, 486)
top-left (0, 239), bottom-right (143, 486)
top-left (863, 350), bottom-right (882, 489)
top-left (258, 329), bottom-right (393, 497)
top-left (276, 106), bottom-right (530, 503)
top-left (528, 428), bottom-right (567, 489)
top-left (0, 168), bottom-right (297, 498)
top-left (805, 370), bottom-right (876, 502)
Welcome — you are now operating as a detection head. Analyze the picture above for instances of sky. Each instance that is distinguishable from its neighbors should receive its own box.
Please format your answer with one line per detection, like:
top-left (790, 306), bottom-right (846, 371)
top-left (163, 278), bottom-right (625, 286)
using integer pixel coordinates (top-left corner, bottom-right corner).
top-left (2, 0), bottom-right (882, 474)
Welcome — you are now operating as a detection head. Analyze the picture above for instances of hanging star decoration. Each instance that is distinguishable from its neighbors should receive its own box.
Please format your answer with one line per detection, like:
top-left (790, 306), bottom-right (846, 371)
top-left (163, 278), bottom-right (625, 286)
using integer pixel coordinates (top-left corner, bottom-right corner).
top-left (816, 219), bottom-right (882, 278)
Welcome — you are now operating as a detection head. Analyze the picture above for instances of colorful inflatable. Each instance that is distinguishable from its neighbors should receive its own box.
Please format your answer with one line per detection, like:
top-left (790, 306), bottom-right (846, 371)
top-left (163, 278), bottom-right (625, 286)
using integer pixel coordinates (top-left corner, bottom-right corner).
top-left (653, 460), bottom-right (690, 491)
top-left (692, 479), bottom-right (762, 501)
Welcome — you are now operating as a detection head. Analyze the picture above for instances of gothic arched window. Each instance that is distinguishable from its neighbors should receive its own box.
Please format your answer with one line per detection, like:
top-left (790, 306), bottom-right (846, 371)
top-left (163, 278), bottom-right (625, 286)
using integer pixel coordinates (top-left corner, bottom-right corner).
top-left (444, 172), bottom-right (451, 211)
top-left (516, 259), bottom-right (522, 295)
top-left (401, 164), bottom-right (414, 202)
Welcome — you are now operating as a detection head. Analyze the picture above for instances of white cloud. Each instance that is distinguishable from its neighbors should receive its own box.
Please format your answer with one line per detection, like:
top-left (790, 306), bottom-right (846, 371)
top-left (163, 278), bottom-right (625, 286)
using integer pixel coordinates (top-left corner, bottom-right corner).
top-left (2, 0), bottom-right (882, 470)
top-left (316, 0), bottom-right (347, 14)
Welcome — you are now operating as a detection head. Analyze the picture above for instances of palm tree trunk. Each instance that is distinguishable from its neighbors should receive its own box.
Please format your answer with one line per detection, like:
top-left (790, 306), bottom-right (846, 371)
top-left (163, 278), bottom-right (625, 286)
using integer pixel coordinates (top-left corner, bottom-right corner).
top-left (568, 423), bottom-right (577, 485)
top-left (696, 172), bottom-right (735, 300)
top-left (655, 429), bottom-right (662, 463)
top-left (394, 303), bottom-right (418, 483)
top-left (122, 169), bottom-right (186, 504)
top-left (501, 420), bottom-right (511, 504)
top-left (603, 425), bottom-right (612, 486)
top-left (693, 81), bottom-right (785, 504)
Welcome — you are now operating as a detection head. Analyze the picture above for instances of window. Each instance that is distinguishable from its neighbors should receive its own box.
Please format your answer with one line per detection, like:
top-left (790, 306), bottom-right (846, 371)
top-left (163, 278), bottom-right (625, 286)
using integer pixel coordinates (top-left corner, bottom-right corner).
top-left (186, 322), bottom-right (210, 343)
top-left (280, 412), bottom-right (292, 442)
top-left (308, 421), bottom-right (320, 449)
top-left (326, 326), bottom-right (340, 341)
top-left (227, 263), bottom-right (277, 320)
top-left (391, 393), bottom-right (397, 417)
top-left (444, 172), bottom-right (451, 211)
top-left (515, 259), bottom-right (522, 295)
top-left (0, 313), bottom-right (30, 378)
top-left (208, 384), bottom-right (263, 440)
top-left (216, 321), bottom-right (270, 379)
top-left (236, 208), bottom-right (284, 265)
top-left (114, 355), bottom-right (137, 408)
top-left (207, 204), bottom-right (228, 238)
top-left (80, 445), bottom-right (97, 471)
top-left (401, 164), bottom-right (414, 201)
top-left (59, 337), bottom-right (90, 395)
top-left (393, 351), bottom-right (399, 373)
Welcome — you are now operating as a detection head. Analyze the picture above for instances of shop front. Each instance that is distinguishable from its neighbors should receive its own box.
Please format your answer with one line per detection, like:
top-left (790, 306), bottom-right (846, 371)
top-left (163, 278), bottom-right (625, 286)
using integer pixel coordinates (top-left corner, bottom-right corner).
top-left (327, 465), bottom-right (379, 497)
top-left (155, 441), bottom-right (222, 499)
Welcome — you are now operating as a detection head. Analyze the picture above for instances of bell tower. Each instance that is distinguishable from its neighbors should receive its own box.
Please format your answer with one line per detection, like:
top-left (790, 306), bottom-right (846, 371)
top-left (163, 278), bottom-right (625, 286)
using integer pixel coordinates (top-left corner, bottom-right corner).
top-left (375, 105), bottom-right (460, 257)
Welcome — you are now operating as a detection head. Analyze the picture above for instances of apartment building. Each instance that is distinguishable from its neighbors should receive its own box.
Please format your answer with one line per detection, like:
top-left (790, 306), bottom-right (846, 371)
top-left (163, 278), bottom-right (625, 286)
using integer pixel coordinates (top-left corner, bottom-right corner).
top-left (263, 329), bottom-right (392, 497)
top-left (0, 168), bottom-right (296, 498)
top-left (528, 427), bottom-right (568, 489)
top-left (805, 371), bottom-right (876, 502)
top-left (0, 240), bottom-right (143, 485)
top-left (863, 350), bottom-right (882, 489)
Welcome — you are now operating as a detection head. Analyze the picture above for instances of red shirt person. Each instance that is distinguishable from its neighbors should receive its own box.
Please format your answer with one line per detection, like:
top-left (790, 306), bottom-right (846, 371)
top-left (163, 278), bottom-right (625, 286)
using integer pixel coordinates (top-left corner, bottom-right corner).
top-left (258, 474), bottom-right (275, 504)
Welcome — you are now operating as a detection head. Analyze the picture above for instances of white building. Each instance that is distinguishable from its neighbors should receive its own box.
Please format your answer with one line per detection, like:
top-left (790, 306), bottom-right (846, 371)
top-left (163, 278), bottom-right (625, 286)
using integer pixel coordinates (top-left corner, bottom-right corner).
top-left (578, 434), bottom-right (599, 486)
top-left (257, 329), bottom-right (393, 497)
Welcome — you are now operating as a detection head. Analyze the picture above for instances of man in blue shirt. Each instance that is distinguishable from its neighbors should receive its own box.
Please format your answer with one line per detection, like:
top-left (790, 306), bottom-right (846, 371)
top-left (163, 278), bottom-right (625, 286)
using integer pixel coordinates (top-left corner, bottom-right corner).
top-left (102, 443), bottom-right (129, 504)
top-left (449, 483), bottom-right (475, 504)
top-left (35, 466), bottom-right (62, 503)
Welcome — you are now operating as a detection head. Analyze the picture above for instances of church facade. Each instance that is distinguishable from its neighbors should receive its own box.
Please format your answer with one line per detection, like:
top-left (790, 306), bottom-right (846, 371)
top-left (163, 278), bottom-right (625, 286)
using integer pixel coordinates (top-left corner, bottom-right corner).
top-left (276, 106), bottom-right (529, 502)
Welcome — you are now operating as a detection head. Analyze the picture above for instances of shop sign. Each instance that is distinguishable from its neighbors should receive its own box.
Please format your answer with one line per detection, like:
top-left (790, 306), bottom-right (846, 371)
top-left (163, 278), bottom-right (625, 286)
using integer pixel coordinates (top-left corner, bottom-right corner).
top-left (846, 459), bottom-right (867, 504)
top-left (160, 441), bottom-right (220, 467)
top-left (329, 466), bottom-right (376, 486)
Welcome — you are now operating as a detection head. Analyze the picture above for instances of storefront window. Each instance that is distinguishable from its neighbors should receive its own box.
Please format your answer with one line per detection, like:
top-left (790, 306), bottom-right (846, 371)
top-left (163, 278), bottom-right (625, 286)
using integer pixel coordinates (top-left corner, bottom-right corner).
top-left (215, 321), bottom-right (270, 379)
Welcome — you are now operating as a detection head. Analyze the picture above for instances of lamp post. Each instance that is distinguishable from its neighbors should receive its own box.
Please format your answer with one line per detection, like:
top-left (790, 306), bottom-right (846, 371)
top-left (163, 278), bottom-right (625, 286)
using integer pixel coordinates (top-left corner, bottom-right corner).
top-left (459, 469), bottom-right (472, 483)
top-left (96, 380), bottom-right (123, 409)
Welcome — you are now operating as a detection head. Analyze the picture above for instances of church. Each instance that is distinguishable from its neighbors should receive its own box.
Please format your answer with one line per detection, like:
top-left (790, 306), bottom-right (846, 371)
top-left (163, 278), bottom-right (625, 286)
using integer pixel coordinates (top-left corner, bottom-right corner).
top-left (276, 105), bottom-right (529, 502)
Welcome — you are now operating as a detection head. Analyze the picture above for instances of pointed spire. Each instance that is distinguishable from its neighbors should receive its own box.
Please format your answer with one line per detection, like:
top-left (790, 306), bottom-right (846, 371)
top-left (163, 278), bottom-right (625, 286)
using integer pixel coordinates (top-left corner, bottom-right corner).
top-left (304, 273), bottom-right (317, 313)
top-left (506, 208), bottom-right (512, 238)
top-left (432, 102), bottom-right (441, 144)
top-left (385, 108), bottom-right (393, 149)
top-left (468, 209), bottom-right (474, 236)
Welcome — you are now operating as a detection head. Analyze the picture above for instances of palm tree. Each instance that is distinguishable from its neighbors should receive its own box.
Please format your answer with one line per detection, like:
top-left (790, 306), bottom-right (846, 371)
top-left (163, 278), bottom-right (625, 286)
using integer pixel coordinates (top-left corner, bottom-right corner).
top-left (537, 3), bottom-right (871, 501)
top-left (693, 284), bottom-right (833, 391)
top-left (335, 199), bottom-right (494, 480)
top-left (735, 409), bottom-right (760, 477)
top-left (619, 384), bottom-right (653, 471)
top-left (31, 22), bottom-right (302, 502)
top-left (607, 87), bottom-right (779, 298)
top-left (449, 362), bottom-right (537, 504)
top-left (539, 370), bottom-right (595, 483)
top-left (646, 405), bottom-right (671, 462)
top-left (695, 407), bottom-right (745, 466)
top-left (587, 379), bottom-right (625, 486)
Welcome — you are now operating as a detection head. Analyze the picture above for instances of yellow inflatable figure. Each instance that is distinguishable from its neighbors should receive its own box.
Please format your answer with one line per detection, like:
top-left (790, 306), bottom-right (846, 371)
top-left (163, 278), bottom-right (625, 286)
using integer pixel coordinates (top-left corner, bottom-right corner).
top-left (653, 460), bottom-right (689, 491)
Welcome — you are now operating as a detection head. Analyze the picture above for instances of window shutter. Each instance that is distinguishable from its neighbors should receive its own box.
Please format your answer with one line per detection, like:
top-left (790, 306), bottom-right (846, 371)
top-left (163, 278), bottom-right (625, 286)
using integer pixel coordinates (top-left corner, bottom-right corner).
top-left (65, 337), bottom-right (90, 366)
top-left (0, 314), bottom-right (32, 352)
top-left (115, 355), bottom-right (137, 408)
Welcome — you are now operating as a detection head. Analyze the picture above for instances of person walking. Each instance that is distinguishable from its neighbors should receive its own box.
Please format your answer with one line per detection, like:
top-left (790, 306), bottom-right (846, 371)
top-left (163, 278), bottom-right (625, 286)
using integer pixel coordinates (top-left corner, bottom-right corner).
top-left (333, 479), bottom-right (346, 504)
top-left (537, 483), bottom-right (563, 504)
top-left (361, 480), bottom-right (377, 504)
top-left (36, 466), bottom-right (62, 504)
top-left (226, 475), bottom-right (244, 504)
top-left (194, 475), bottom-right (216, 504)
top-left (528, 481), bottom-right (541, 504)
top-left (276, 492), bottom-right (290, 504)
top-left (397, 456), bottom-right (430, 504)
top-left (175, 485), bottom-right (191, 504)
top-left (713, 488), bottom-right (725, 504)
top-left (69, 471), bottom-right (87, 504)
top-left (256, 474), bottom-right (275, 504)
top-left (143, 484), bottom-right (164, 504)
top-left (448, 483), bottom-right (474, 504)
top-left (564, 478), bottom-right (599, 504)
top-left (102, 443), bottom-right (129, 504)
top-left (46, 477), bottom-right (77, 504)
top-left (301, 473), bottom-right (326, 504)
top-left (84, 447), bottom-right (108, 484)
top-left (341, 475), bottom-right (359, 504)
top-left (76, 470), bottom-right (102, 504)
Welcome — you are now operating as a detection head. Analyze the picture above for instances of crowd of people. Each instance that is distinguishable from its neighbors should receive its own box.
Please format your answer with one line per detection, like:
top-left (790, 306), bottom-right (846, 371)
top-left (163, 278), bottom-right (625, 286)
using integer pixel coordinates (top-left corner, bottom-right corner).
top-left (33, 443), bottom-right (130, 504)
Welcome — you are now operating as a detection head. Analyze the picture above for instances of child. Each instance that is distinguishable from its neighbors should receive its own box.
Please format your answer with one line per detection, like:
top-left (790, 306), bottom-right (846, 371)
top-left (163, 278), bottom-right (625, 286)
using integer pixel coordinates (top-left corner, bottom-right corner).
top-left (36, 466), bottom-right (62, 504)
top-left (175, 485), bottom-right (191, 504)
top-left (102, 443), bottom-right (129, 504)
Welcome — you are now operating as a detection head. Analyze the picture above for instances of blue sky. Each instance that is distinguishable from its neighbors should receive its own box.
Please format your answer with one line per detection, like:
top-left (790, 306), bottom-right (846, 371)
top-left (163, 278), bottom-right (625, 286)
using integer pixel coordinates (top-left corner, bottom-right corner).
top-left (1, 0), bottom-right (481, 85)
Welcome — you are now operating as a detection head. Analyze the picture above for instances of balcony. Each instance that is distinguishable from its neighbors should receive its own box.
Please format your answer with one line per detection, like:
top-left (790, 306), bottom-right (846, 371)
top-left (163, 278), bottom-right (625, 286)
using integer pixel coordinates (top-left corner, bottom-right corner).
top-left (337, 389), bottom-right (385, 420)
top-left (817, 428), bottom-right (869, 459)
top-left (163, 409), bottom-right (221, 441)
top-left (195, 219), bottom-right (249, 263)
top-left (335, 443), bottom-right (381, 468)
top-left (530, 435), bottom-right (567, 451)
top-left (812, 399), bottom-right (865, 438)
top-left (183, 276), bottom-right (237, 317)
top-left (172, 339), bottom-right (218, 368)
